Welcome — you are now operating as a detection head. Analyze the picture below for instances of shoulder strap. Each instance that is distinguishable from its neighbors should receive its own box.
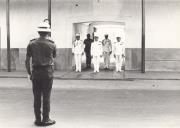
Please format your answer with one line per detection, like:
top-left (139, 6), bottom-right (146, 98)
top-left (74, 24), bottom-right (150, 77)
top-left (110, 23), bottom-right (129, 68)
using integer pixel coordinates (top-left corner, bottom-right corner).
top-left (30, 38), bottom-right (37, 42)
top-left (47, 39), bottom-right (55, 43)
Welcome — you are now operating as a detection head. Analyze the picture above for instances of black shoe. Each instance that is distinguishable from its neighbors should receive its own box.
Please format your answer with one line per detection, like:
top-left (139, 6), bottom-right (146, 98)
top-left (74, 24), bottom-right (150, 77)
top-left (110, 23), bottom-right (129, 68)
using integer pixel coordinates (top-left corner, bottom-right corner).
top-left (42, 119), bottom-right (56, 126)
top-left (34, 120), bottom-right (42, 126)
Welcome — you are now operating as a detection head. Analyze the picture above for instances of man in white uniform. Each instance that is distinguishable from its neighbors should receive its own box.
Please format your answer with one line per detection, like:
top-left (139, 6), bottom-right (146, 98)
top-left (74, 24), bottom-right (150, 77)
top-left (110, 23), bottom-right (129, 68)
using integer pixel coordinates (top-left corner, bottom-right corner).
top-left (114, 36), bottom-right (125, 72)
top-left (91, 34), bottom-right (102, 73)
top-left (72, 33), bottom-right (84, 72)
top-left (102, 34), bottom-right (112, 70)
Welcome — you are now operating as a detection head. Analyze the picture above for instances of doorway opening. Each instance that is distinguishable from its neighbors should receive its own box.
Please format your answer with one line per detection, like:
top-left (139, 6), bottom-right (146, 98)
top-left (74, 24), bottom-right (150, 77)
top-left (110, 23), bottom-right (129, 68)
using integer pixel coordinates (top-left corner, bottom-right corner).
top-left (72, 21), bottom-right (125, 70)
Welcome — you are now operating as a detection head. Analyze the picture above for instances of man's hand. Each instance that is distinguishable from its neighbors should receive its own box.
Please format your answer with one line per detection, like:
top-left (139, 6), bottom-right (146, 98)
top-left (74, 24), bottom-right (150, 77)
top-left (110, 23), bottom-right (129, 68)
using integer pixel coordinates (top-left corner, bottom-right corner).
top-left (27, 75), bottom-right (32, 81)
top-left (110, 51), bottom-right (112, 55)
top-left (114, 54), bottom-right (116, 58)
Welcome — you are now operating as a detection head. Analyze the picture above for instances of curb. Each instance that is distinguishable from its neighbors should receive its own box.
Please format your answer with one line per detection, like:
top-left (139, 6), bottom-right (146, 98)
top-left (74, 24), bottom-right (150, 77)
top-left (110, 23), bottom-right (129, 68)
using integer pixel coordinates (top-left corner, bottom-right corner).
top-left (0, 76), bottom-right (180, 81)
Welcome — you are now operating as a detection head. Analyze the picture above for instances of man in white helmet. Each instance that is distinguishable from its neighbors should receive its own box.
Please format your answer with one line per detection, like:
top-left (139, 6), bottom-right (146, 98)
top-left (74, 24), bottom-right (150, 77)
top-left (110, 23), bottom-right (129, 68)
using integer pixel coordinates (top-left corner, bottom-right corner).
top-left (102, 34), bottom-right (112, 70)
top-left (72, 33), bottom-right (84, 72)
top-left (25, 21), bottom-right (56, 126)
top-left (91, 34), bottom-right (102, 73)
top-left (113, 36), bottom-right (125, 72)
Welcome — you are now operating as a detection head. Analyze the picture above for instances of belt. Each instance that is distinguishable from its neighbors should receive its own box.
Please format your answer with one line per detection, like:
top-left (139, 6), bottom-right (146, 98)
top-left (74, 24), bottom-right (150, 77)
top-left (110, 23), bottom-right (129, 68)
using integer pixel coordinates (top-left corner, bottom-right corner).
top-left (33, 65), bottom-right (53, 69)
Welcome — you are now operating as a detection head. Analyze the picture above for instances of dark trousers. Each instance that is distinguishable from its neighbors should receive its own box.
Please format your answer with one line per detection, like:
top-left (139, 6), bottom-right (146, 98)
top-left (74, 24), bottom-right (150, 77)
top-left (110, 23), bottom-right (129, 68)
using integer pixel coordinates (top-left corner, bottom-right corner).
top-left (32, 78), bottom-right (53, 120)
top-left (85, 52), bottom-right (91, 67)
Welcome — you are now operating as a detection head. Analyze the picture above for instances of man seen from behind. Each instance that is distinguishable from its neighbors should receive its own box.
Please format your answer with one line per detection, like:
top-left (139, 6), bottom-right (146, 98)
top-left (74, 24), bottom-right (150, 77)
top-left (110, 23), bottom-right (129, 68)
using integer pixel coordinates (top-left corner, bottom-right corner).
top-left (25, 21), bottom-right (56, 126)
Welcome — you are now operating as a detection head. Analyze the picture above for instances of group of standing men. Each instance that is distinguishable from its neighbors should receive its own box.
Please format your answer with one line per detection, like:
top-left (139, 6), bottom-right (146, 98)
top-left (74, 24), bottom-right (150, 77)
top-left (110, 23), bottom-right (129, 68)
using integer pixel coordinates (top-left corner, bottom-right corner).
top-left (72, 33), bottom-right (125, 73)
top-left (25, 20), bottom-right (125, 127)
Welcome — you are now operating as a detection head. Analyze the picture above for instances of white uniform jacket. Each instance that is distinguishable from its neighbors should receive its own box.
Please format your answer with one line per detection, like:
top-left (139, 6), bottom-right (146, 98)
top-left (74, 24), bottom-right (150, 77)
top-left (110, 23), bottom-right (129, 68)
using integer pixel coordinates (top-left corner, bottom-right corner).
top-left (102, 39), bottom-right (112, 53)
top-left (114, 42), bottom-right (125, 56)
top-left (72, 40), bottom-right (84, 54)
top-left (91, 41), bottom-right (103, 56)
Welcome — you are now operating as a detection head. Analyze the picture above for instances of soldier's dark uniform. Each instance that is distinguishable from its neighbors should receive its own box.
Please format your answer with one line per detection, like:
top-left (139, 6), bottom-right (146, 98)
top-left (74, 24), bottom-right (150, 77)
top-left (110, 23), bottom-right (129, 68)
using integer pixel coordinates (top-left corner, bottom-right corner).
top-left (25, 36), bottom-right (56, 125)
top-left (84, 34), bottom-right (93, 68)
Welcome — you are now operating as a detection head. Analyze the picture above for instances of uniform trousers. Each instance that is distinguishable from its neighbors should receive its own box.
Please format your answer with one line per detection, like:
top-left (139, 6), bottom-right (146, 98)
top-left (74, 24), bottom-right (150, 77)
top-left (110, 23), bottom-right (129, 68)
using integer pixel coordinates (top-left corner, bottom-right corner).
top-left (93, 56), bottom-right (100, 72)
top-left (32, 78), bottom-right (53, 120)
top-left (103, 52), bottom-right (111, 68)
top-left (115, 55), bottom-right (123, 72)
top-left (85, 52), bottom-right (91, 67)
top-left (74, 54), bottom-right (82, 72)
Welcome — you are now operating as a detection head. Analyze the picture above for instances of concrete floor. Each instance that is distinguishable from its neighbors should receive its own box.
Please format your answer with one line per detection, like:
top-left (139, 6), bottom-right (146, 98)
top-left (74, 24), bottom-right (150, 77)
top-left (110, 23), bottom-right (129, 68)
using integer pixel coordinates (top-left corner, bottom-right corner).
top-left (0, 78), bottom-right (180, 128)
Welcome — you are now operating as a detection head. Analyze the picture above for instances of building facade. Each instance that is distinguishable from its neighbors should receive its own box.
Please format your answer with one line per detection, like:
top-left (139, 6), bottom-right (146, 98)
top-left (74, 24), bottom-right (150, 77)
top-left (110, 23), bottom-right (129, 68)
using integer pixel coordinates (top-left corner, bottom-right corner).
top-left (0, 0), bottom-right (180, 71)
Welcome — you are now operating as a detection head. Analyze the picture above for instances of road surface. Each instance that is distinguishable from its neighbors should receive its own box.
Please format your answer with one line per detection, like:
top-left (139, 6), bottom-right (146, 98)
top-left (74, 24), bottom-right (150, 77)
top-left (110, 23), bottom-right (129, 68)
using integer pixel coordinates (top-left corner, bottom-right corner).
top-left (0, 78), bottom-right (180, 128)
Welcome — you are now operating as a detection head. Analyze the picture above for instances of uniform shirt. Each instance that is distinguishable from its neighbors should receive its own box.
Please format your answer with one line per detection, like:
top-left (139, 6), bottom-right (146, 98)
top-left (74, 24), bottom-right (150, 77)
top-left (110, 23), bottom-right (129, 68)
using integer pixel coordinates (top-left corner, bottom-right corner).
top-left (114, 41), bottom-right (125, 55)
top-left (91, 41), bottom-right (102, 56)
top-left (26, 37), bottom-right (56, 67)
top-left (72, 40), bottom-right (84, 54)
top-left (84, 38), bottom-right (93, 53)
top-left (102, 39), bottom-right (112, 53)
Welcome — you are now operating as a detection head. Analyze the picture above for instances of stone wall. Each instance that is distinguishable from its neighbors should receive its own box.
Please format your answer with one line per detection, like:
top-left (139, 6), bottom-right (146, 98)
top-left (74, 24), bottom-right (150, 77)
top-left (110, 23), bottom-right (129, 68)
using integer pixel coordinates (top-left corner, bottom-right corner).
top-left (1, 48), bottom-right (180, 72)
top-left (0, 48), bottom-right (73, 71)
top-left (146, 49), bottom-right (180, 71)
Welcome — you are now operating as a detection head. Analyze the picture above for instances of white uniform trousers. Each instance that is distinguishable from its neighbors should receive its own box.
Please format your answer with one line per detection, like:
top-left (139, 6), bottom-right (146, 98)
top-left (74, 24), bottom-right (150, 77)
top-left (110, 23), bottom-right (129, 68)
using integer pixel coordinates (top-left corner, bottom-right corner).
top-left (74, 54), bottom-right (82, 72)
top-left (115, 55), bottom-right (123, 72)
top-left (93, 56), bottom-right (100, 72)
top-left (103, 52), bottom-right (110, 68)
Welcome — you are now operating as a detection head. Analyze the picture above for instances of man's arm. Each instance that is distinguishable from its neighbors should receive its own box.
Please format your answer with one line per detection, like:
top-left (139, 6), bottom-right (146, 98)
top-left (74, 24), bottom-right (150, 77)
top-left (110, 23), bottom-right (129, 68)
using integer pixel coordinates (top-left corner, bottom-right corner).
top-left (25, 56), bottom-right (31, 75)
top-left (25, 44), bottom-right (32, 76)
top-left (53, 44), bottom-right (57, 58)
top-left (109, 40), bottom-right (112, 54)
top-left (122, 42), bottom-right (125, 57)
top-left (72, 41), bottom-right (75, 54)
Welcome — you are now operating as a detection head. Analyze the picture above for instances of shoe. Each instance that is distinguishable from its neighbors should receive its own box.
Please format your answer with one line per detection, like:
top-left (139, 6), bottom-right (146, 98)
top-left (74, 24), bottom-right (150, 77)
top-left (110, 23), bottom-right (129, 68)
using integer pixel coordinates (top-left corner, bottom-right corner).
top-left (42, 118), bottom-right (56, 126)
top-left (34, 120), bottom-right (42, 126)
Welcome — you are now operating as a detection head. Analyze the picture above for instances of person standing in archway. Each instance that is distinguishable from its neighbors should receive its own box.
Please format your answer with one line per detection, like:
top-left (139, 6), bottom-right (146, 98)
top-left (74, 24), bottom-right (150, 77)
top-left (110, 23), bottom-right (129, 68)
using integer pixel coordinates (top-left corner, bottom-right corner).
top-left (84, 34), bottom-right (93, 69)
top-left (114, 36), bottom-right (125, 72)
top-left (102, 34), bottom-right (112, 70)
top-left (91, 34), bottom-right (102, 73)
top-left (72, 33), bottom-right (84, 72)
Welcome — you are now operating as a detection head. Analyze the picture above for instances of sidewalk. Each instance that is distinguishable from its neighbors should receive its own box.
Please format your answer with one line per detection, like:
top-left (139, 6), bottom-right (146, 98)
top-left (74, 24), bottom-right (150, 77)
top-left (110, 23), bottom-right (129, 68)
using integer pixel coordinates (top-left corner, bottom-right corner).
top-left (0, 69), bottom-right (180, 80)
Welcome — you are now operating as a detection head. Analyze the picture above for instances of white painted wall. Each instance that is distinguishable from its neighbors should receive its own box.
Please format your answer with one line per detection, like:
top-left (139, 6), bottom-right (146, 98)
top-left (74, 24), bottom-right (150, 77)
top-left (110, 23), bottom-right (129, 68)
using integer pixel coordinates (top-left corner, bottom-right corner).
top-left (52, 0), bottom-right (142, 48)
top-left (146, 0), bottom-right (180, 48)
top-left (0, 0), bottom-right (7, 48)
top-left (0, 0), bottom-right (179, 49)
top-left (0, 0), bottom-right (48, 48)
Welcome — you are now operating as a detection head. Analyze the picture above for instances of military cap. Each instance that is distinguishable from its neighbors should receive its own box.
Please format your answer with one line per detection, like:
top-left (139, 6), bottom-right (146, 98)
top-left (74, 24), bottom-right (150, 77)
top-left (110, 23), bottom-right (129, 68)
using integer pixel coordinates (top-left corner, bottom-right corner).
top-left (37, 22), bottom-right (51, 33)
top-left (94, 33), bottom-right (99, 37)
top-left (75, 33), bottom-right (80, 37)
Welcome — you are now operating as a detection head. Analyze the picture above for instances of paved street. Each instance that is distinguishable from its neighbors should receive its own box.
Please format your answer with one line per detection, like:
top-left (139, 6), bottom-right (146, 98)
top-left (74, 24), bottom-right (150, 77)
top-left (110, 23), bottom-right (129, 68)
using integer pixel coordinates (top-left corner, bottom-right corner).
top-left (0, 78), bottom-right (180, 128)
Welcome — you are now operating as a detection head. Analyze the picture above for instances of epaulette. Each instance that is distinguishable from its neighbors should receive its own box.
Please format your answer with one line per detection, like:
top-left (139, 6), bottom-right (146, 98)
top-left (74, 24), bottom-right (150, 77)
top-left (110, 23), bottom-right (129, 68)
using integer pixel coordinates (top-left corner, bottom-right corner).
top-left (30, 38), bottom-right (37, 42)
top-left (47, 39), bottom-right (55, 43)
